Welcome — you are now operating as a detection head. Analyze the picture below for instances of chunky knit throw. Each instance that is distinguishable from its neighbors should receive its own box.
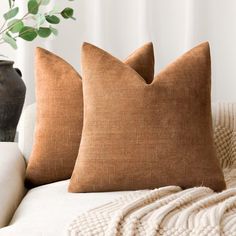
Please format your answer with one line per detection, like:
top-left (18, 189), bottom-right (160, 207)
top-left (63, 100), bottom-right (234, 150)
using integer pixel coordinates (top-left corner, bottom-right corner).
top-left (68, 103), bottom-right (236, 236)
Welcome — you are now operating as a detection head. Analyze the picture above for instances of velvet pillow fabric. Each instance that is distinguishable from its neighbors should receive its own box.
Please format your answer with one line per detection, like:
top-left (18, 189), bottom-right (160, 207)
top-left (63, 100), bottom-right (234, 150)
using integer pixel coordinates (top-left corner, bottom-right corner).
top-left (25, 43), bottom-right (155, 187)
top-left (69, 42), bottom-right (226, 193)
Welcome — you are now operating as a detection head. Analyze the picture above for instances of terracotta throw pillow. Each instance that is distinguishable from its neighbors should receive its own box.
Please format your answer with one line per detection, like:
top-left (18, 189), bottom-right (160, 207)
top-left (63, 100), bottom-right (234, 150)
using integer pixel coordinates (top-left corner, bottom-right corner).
top-left (69, 42), bottom-right (226, 193)
top-left (25, 43), bottom-right (155, 187)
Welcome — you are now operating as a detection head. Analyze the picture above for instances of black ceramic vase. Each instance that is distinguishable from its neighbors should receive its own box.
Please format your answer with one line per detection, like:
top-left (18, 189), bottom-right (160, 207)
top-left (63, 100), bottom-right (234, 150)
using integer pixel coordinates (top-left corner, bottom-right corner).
top-left (0, 60), bottom-right (26, 142)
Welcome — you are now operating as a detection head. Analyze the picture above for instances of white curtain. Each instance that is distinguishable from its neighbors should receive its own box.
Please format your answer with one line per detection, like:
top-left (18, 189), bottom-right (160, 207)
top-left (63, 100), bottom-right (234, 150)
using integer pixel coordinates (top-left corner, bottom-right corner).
top-left (2, 0), bottom-right (236, 105)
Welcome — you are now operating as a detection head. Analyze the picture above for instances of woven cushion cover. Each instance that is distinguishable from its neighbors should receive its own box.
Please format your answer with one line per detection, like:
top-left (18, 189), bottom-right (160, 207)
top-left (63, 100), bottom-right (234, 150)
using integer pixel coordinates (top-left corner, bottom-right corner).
top-left (25, 43), bottom-right (155, 187)
top-left (69, 42), bottom-right (226, 192)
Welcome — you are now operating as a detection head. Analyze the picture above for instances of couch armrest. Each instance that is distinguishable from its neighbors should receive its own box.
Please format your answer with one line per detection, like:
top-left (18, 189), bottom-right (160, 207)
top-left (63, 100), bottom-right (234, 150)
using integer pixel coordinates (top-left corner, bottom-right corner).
top-left (0, 142), bottom-right (26, 228)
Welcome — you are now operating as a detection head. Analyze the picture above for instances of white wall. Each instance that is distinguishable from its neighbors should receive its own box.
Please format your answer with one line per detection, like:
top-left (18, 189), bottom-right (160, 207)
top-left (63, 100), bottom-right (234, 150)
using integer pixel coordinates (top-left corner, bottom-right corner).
top-left (1, 0), bottom-right (236, 105)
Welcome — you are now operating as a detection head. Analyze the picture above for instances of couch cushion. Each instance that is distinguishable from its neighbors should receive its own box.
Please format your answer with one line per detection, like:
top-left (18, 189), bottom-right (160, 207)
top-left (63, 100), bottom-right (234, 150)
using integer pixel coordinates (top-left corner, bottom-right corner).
top-left (69, 42), bottom-right (226, 192)
top-left (0, 143), bottom-right (26, 228)
top-left (0, 180), bottom-right (135, 236)
top-left (25, 43), bottom-right (155, 187)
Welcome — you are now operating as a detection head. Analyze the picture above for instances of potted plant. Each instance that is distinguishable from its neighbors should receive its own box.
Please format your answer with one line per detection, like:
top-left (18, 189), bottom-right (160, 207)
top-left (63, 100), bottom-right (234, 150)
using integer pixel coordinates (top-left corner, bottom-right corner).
top-left (0, 0), bottom-right (76, 142)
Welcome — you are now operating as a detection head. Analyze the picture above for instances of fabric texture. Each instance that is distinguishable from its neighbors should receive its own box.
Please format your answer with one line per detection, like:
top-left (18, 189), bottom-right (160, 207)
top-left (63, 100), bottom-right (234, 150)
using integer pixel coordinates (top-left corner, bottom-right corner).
top-left (0, 180), bottom-right (132, 236)
top-left (0, 103), bottom-right (233, 236)
top-left (25, 43), bottom-right (155, 187)
top-left (213, 103), bottom-right (236, 189)
top-left (69, 42), bottom-right (225, 193)
top-left (0, 143), bottom-right (26, 228)
top-left (68, 103), bottom-right (236, 235)
top-left (68, 187), bottom-right (236, 236)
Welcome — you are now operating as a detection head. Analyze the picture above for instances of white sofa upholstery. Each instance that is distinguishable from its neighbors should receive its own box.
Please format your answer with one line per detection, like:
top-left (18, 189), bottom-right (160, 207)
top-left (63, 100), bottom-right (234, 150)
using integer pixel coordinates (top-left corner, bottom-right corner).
top-left (0, 180), bottom-right (131, 236)
top-left (18, 103), bottom-right (36, 162)
top-left (0, 143), bottom-right (26, 228)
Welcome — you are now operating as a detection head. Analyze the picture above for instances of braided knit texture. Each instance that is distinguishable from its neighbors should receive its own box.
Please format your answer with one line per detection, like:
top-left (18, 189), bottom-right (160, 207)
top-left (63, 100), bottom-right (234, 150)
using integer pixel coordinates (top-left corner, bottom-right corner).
top-left (68, 103), bottom-right (236, 236)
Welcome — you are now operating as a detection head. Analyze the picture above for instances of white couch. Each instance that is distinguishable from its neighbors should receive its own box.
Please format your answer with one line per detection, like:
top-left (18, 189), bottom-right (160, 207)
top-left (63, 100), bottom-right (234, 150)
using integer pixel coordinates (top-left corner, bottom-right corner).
top-left (0, 104), bottom-right (136, 236)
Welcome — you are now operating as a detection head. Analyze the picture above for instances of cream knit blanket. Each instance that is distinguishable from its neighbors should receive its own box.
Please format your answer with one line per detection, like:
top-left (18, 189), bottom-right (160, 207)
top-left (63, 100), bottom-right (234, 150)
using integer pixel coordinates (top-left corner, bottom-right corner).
top-left (68, 103), bottom-right (236, 236)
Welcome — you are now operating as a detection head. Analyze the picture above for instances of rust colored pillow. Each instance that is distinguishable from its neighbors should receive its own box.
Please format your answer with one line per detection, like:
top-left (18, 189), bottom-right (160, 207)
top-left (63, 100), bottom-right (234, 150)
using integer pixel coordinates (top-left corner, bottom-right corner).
top-left (69, 42), bottom-right (226, 193)
top-left (25, 43), bottom-right (155, 187)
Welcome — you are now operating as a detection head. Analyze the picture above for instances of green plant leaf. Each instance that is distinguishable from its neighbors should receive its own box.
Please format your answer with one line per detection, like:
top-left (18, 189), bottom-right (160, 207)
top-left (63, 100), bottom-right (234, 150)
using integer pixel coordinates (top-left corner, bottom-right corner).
top-left (46, 15), bottom-right (60, 24)
top-left (3, 7), bottom-right (19, 20)
top-left (28, 0), bottom-right (39, 15)
top-left (37, 27), bottom-right (51, 38)
top-left (8, 19), bottom-right (24, 33)
top-left (19, 26), bottom-right (37, 41)
top-left (61, 7), bottom-right (75, 19)
top-left (37, 0), bottom-right (50, 5)
top-left (49, 26), bottom-right (58, 36)
top-left (34, 13), bottom-right (46, 28)
top-left (2, 33), bottom-right (17, 49)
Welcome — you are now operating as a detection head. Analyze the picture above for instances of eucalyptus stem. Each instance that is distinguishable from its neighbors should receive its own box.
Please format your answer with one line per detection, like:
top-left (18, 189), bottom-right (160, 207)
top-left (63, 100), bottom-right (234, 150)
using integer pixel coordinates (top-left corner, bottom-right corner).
top-left (8, 0), bottom-right (15, 8)
top-left (0, 13), bottom-right (29, 35)
top-left (0, 0), bottom-right (76, 50)
top-left (8, 0), bottom-right (12, 8)
top-left (0, 0), bottom-right (42, 36)
top-left (0, 20), bottom-right (7, 33)
top-left (0, 0), bottom-right (16, 34)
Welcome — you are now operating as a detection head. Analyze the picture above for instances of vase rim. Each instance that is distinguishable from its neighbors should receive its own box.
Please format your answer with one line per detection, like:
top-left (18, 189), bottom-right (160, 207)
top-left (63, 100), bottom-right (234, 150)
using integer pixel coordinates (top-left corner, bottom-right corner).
top-left (0, 60), bottom-right (14, 66)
